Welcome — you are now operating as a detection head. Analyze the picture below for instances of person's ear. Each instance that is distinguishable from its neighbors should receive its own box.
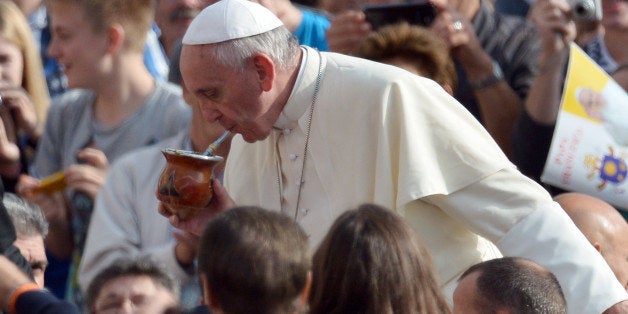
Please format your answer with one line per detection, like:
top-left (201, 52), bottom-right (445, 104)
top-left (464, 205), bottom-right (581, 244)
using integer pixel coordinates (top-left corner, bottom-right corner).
top-left (252, 54), bottom-right (275, 92)
top-left (442, 84), bottom-right (454, 96)
top-left (299, 271), bottom-right (313, 306)
top-left (593, 242), bottom-right (602, 254)
top-left (106, 23), bottom-right (125, 55)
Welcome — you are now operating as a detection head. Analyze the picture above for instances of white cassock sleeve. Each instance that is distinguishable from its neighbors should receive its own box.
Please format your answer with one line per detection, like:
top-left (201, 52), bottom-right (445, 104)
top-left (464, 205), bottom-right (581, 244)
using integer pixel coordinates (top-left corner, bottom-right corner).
top-left (425, 167), bottom-right (628, 314)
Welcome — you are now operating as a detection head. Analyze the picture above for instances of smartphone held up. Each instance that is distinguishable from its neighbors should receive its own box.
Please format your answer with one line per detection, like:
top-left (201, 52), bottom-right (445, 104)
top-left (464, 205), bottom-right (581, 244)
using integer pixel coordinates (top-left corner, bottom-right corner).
top-left (363, 1), bottom-right (437, 30)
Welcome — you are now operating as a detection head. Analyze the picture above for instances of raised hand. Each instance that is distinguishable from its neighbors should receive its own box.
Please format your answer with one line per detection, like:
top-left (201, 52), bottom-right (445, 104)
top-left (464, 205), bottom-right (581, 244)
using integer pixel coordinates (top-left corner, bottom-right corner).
top-left (63, 147), bottom-right (109, 199)
top-left (528, 0), bottom-right (576, 57)
top-left (0, 118), bottom-right (20, 176)
top-left (326, 10), bottom-right (371, 55)
top-left (429, 4), bottom-right (486, 72)
top-left (158, 178), bottom-right (235, 236)
top-left (17, 174), bottom-right (67, 226)
top-left (17, 174), bottom-right (73, 258)
top-left (0, 82), bottom-right (41, 140)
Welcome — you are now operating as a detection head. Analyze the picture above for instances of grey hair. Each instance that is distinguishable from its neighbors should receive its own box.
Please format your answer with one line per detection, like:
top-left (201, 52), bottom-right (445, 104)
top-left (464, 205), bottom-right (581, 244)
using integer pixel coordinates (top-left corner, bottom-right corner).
top-left (208, 26), bottom-right (301, 73)
top-left (4, 192), bottom-right (48, 238)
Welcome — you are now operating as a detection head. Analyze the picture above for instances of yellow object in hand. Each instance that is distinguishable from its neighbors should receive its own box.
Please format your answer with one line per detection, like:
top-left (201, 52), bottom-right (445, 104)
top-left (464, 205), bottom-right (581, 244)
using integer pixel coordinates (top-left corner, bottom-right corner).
top-left (34, 171), bottom-right (66, 193)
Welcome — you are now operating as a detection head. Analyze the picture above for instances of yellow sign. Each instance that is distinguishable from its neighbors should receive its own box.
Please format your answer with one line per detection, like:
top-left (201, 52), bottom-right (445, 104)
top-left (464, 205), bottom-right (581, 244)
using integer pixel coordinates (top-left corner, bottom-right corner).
top-left (542, 43), bottom-right (628, 209)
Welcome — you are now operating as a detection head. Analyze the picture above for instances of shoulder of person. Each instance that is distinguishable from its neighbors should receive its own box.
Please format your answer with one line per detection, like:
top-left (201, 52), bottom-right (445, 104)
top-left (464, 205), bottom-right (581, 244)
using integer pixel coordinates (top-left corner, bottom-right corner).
top-left (492, 11), bottom-right (538, 42)
top-left (155, 81), bottom-right (183, 98)
top-left (112, 131), bottom-right (184, 169)
top-left (323, 53), bottom-right (427, 86)
top-left (151, 82), bottom-right (188, 109)
top-left (46, 89), bottom-right (94, 122)
top-left (49, 89), bottom-right (94, 109)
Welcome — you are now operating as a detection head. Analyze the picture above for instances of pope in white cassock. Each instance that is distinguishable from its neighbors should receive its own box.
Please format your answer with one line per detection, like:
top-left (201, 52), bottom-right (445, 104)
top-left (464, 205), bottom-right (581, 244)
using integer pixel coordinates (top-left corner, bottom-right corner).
top-left (163, 0), bottom-right (628, 313)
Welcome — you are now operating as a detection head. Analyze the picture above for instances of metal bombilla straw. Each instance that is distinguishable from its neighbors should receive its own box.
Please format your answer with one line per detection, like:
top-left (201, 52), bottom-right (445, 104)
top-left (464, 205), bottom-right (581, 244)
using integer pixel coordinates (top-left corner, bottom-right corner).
top-left (203, 130), bottom-right (231, 156)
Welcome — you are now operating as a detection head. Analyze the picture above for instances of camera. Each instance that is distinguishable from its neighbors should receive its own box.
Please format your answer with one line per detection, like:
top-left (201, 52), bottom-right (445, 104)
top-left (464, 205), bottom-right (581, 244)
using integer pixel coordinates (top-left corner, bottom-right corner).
top-left (571, 0), bottom-right (602, 22)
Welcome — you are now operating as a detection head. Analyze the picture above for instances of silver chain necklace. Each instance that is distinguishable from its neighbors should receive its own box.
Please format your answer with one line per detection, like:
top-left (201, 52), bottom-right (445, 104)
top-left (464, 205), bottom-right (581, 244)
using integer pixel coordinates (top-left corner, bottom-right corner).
top-left (275, 49), bottom-right (323, 220)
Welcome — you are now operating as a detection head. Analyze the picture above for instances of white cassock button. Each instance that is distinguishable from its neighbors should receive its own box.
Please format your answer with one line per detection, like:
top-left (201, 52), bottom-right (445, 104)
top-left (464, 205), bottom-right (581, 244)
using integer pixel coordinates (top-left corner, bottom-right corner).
top-left (284, 128), bottom-right (292, 135)
top-left (289, 153), bottom-right (298, 161)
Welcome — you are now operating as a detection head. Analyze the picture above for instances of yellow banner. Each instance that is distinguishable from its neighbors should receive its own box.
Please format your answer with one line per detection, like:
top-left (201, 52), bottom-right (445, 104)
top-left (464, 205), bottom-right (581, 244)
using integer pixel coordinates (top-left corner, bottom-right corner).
top-left (542, 43), bottom-right (628, 209)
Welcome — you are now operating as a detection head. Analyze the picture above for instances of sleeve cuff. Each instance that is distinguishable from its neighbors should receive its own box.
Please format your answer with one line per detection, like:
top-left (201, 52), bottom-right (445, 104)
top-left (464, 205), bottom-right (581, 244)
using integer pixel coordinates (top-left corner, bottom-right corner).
top-left (8, 283), bottom-right (40, 314)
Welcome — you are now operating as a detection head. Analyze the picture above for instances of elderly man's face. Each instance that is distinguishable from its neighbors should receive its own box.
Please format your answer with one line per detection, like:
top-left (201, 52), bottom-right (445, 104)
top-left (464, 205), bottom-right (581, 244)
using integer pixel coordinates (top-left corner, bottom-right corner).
top-left (578, 87), bottom-right (607, 120)
top-left (13, 234), bottom-right (47, 288)
top-left (181, 45), bottom-right (277, 143)
top-left (154, 0), bottom-right (207, 51)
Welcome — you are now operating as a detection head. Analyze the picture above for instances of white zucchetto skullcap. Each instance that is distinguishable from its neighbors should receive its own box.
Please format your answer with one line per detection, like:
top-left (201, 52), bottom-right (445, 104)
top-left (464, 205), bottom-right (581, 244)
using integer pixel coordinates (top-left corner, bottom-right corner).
top-left (182, 0), bottom-right (283, 45)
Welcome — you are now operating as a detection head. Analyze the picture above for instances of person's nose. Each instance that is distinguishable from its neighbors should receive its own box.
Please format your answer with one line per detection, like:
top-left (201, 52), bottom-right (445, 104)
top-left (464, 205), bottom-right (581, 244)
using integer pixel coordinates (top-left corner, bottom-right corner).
top-left (183, 0), bottom-right (203, 8)
top-left (47, 36), bottom-right (60, 60)
top-left (118, 299), bottom-right (135, 314)
top-left (202, 108), bottom-right (222, 123)
top-left (199, 101), bottom-right (222, 122)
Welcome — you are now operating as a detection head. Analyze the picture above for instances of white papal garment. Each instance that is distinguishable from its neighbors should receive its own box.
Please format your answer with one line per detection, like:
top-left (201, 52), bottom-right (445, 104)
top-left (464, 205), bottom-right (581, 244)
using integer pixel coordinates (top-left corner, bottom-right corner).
top-left (224, 46), bottom-right (628, 313)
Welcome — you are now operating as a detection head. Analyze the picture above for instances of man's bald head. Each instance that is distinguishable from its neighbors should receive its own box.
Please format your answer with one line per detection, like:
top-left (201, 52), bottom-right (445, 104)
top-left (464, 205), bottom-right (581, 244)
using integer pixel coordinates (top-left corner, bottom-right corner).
top-left (554, 192), bottom-right (628, 290)
top-left (554, 193), bottom-right (623, 244)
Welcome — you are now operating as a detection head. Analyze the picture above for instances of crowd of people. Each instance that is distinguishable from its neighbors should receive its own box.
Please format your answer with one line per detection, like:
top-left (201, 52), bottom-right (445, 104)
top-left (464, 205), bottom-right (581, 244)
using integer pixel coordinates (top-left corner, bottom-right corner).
top-left (0, 0), bottom-right (626, 313)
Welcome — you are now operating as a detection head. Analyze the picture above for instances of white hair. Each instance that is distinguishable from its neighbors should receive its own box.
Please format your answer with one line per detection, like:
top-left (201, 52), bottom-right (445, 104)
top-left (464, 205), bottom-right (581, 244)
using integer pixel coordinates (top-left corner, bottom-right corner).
top-left (208, 26), bottom-right (301, 73)
top-left (4, 192), bottom-right (48, 238)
